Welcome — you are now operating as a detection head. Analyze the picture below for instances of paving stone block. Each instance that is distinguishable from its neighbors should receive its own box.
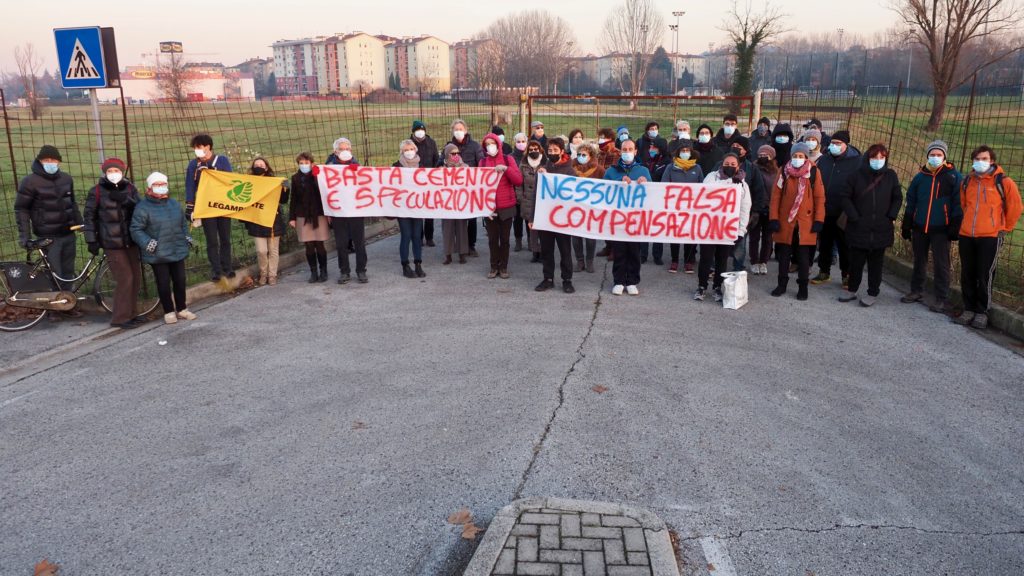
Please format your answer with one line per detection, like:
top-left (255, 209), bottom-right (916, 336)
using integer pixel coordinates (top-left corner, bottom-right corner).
top-left (511, 524), bottom-right (539, 537)
top-left (563, 537), bottom-right (604, 551)
top-left (604, 538), bottom-right (627, 565)
top-left (493, 549), bottom-right (515, 574)
top-left (518, 536), bottom-right (539, 562)
top-left (563, 565), bottom-right (584, 576)
top-left (517, 562), bottom-right (560, 576)
top-left (627, 551), bottom-right (649, 565)
top-left (582, 526), bottom-right (623, 539)
top-left (539, 524), bottom-right (560, 549)
top-left (561, 513), bottom-right (582, 537)
top-left (521, 513), bottom-right (561, 525)
top-left (583, 550), bottom-right (607, 576)
top-left (539, 549), bottom-right (583, 563)
top-left (601, 515), bottom-right (641, 527)
top-left (607, 566), bottom-right (653, 576)
top-left (581, 513), bottom-right (602, 526)
top-left (623, 527), bottom-right (647, 552)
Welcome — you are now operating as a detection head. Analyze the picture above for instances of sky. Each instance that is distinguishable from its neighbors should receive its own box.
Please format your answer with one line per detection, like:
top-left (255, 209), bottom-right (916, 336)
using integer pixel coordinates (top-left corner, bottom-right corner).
top-left (0, 0), bottom-right (898, 73)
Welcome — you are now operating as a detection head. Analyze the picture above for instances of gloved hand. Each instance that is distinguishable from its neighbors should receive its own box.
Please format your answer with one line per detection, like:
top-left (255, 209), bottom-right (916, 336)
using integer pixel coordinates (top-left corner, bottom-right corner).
top-left (88, 242), bottom-right (100, 255)
top-left (185, 203), bottom-right (195, 221)
top-left (811, 221), bottom-right (823, 233)
top-left (494, 164), bottom-right (507, 174)
top-left (768, 220), bottom-right (781, 233)
top-left (146, 239), bottom-right (158, 253)
top-left (108, 188), bottom-right (126, 202)
top-left (19, 237), bottom-right (30, 249)
top-left (947, 219), bottom-right (961, 241)
top-left (901, 217), bottom-right (913, 240)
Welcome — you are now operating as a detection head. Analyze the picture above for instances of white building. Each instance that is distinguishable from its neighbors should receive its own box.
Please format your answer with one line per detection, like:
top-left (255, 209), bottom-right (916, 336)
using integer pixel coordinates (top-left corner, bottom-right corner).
top-left (272, 38), bottom-right (320, 94)
top-left (117, 66), bottom-right (256, 102)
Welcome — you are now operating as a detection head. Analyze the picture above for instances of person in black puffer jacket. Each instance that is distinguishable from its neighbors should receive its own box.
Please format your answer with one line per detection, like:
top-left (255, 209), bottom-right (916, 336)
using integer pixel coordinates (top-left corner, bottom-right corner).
top-left (838, 143), bottom-right (903, 307)
top-left (15, 145), bottom-right (82, 290)
top-left (84, 157), bottom-right (143, 328)
top-left (244, 157), bottom-right (289, 286)
top-left (410, 120), bottom-right (440, 246)
top-left (288, 152), bottom-right (329, 283)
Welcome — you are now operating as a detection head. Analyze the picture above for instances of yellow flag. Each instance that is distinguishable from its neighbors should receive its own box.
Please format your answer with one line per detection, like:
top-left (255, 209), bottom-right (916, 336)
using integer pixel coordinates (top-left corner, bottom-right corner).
top-left (194, 170), bottom-right (285, 227)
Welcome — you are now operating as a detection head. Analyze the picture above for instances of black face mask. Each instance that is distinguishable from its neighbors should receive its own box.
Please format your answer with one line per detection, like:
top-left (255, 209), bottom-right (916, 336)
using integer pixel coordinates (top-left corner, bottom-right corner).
top-left (723, 166), bottom-right (738, 177)
top-left (528, 151), bottom-right (542, 160)
top-left (756, 157), bottom-right (772, 165)
top-left (251, 167), bottom-right (267, 176)
top-left (547, 153), bottom-right (561, 163)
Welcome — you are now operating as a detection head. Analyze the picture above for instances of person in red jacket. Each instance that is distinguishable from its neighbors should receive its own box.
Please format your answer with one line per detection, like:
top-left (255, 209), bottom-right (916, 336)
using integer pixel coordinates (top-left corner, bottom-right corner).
top-left (478, 132), bottom-right (523, 279)
top-left (953, 145), bottom-right (1022, 329)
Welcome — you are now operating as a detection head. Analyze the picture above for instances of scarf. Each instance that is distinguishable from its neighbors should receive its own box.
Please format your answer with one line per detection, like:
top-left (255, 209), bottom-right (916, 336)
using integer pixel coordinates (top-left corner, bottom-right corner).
top-left (783, 160), bottom-right (812, 223)
top-left (576, 163), bottom-right (600, 178)
top-left (399, 153), bottom-right (420, 168)
top-left (297, 173), bottom-right (323, 228)
top-left (616, 158), bottom-right (637, 173)
top-left (673, 157), bottom-right (697, 171)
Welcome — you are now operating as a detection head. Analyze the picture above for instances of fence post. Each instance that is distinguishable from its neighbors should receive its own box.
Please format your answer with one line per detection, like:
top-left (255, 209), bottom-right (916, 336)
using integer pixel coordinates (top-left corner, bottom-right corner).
top-left (118, 83), bottom-right (134, 183)
top-left (960, 73), bottom-right (978, 170)
top-left (748, 93), bottom-right (757, 133)
top-left (418, 90), bottom-right (424, 120)
top-left (526, 94), bottom-right (532, 136)
top-left (887, 81), bottom-right (903, 151)
top-left (519, 92), bottom-right (527, 136)
top-left (845, 82), bottom-right (857, 131)
top-left (456, 88), bottom-right (462, 118)
top-left (1, 88), bottom-right (18, 185)
top-left (358, 85), bottom-right (370, 164)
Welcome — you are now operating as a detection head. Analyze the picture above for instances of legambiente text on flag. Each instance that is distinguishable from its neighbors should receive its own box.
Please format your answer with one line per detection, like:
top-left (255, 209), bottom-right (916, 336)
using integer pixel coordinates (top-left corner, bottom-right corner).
top-left (194, 170), bottom-right (286, 227)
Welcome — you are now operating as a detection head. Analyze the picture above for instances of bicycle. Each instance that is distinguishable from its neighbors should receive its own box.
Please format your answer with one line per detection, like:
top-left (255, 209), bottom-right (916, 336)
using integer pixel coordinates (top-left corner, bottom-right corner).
top-left (0, 233), bottom-right (160, 332)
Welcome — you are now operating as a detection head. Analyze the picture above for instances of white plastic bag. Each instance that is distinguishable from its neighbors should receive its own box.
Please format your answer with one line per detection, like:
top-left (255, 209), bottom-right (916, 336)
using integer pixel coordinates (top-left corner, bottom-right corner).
top-left (721, 271), bottom-right (748, 310)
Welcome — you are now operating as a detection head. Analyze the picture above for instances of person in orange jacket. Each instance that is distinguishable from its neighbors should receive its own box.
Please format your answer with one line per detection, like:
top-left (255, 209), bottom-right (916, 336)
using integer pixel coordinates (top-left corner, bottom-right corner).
top-left (953, 145), bottom-right (1022, 329)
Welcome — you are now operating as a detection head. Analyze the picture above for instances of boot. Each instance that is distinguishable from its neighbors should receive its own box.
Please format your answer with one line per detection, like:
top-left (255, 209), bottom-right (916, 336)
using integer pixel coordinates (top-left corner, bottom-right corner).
top-left (575, 259), bottom-right (585, 272)
top-left (317, 253), bottom-right (329, 282)
top-left (306, 253), bottom-right (318, 283)
top-left (586, 259), bottom-right (595, 273)
top-left (771, 278), bottom-right (789, 297)
top-left (514, 238), bottom-right (523, 252)
top-left (414, 261), bottom-right (426, 278)
top-left (796, 281), bottom-right (809, 301)
top-left (402, 262), bottom-right (416, 279)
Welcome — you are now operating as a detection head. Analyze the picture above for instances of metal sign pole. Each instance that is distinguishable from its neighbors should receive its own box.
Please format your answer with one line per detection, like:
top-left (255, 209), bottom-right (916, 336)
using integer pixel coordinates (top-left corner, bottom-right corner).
top-left (90, 88), bottom-right (105, 162)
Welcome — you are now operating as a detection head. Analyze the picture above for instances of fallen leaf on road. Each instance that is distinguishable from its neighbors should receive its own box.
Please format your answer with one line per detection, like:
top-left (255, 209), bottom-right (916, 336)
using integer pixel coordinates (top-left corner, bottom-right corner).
top-left (707, 562), bottom-right (716, 571)
top-left (34, 559), bottom-right (59, 576)
top-left (591, 385), bottom-right (608, 394)
top-left (805, 571), bottom-right (816, 576)
top-left (352, 421), bottom-right (369, 430)
top-left (447, 508), bottom-right (472, 525)
top-left (461, 521), bottom-right (482, 539)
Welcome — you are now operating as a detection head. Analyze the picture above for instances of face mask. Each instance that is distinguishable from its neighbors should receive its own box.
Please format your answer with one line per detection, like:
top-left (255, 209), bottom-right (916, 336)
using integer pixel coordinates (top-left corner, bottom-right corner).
top-left (619, 133), bottom-right (628, 141)
top-left (805, 140), bottom-right (818, 150)
top-left (338, 150), bottom-right (353, 162)
top-left (621, 152), bottom-right (635, 164)
top-left (648, 149), bottom-right (658, 158)
top-left (775, 136), bottom-right (790, 144)
top-left (547, 153), bottom-right (561, 163)
top-left (758, 125), bottom-right (768, 135)
top-left (498, 134), bottom-right (505, 143)
top-left (194, 148), bottom-right (206, 159)
top-left (723, 166), bottom-right (738, 177)
top-left (757, 156), bottom-right (771, 164)
top-left (516, 142), bottom-right (527, 151)
top-left (679, 152), bottom-right (691, 160)
top-left (790, 157), bottom-right (806, 169)
top-left (486, 144), bottom-right (499, 157)
top-left (573, 138), bottom-right (583, 146)
top-left (449, 154), bottom-right (461, 164)
top-left (403, 150), bottom-right (417, 160)
top-left (106, 171), bottom-right (123, 184)
top-left (869, 158), bottom-right (886, 171)
top-left (42, 162), bottom-right (59, 175)
top-left (577, 155), bottom-right (589, 165)
top-left (828, 143), bottom-right (843, 156)
top-left (648, 130), bottom-right (658, 139)
top-left (973, 160), bottom-right (991, 173)
top-left (678, 131), bottom-right (690, 140)
top-left (723, 125), bottom-right (736, 136)
top-left (151, 185), bottom-right (169, 196)
top-left (453, 130), bottom-right (466, 141)
top-left (298, 163), bottom-right (312, 174)
top-left (251, 167), bottom-right (267, 176)
top-left (927, 155), bottom-right (944, 168)
top-left (731, 148), bottom-right (744, 157)
top-left (698, 134), bottom-right (711, 144)
top-left (528, 151), bottom-right (541, 160)
top-left (414, 129), bottom-right (426, 139)
top-left (527, 156), bottom-right (541, 167)
top-left (598, 138), bottom-right (608, 145)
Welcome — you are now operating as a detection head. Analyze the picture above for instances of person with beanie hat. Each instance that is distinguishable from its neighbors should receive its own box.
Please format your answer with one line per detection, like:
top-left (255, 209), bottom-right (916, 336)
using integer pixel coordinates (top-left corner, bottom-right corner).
top-left (800, 128), bottom-right (823, 162)
top-left (770, 123), bottom-right (794, 168)
top-left (615, 125), bottom-right (630, 149)
top-left (769, 141), bottom-right (826, 300)
top-left (571, 141), bottom-right (604, 273)
top-left (900, 139), bottom-right (962, 312)
top-left (750, 117), bottom-right (773, 153)
top-left (749, 145), bottom-right (779, 274)
top-left (184, 134), bottom-right (234, 282)
top-left (491, 125), bottom-right (513, 155)
top-left (130, 172), bottom-right (196, 325)
top-left (530, 121), bottom-right (547, 149)
top-left (479, 132), bottom-right (523, 279)
top-left (694, 123), bottom-right (724, 176)
top-left (638, 134), bottom-right (669, 265)
top-left (660, 138), bottom-right (704, 273)
top-left (84, 157), bottom-right (144, 328)
top-left (15, 144), bottom-right (82, 297)
top-left (288, 152), bottom-right (329, 283)
top-left (695, 152), bottom-right (752, 303)
top-left (802, 118), bottom-right (831, 149)
top-left (637, 121), bottom-right (668, 166)
top-left (411, 120), bottom-right (440, 247)
top-left (811, 129), bottom-right (861, 287)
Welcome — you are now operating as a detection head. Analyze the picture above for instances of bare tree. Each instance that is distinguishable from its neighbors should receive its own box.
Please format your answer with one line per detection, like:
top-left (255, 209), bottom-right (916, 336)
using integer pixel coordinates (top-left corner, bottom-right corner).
top-left (468, 38), bottom-right (507, 90)
top-left (892, 0), bottom-right (1021, 130)
top-left (14, 43), bottom-right (45, 120)
top-left (600, 0), bottom-right (665, 105)
top-left (722, 0), bottom-right (788, 111)
top-left (155, 52), bottom-right (195, 110)
top-left (480, 10), bottom-right (578, 91)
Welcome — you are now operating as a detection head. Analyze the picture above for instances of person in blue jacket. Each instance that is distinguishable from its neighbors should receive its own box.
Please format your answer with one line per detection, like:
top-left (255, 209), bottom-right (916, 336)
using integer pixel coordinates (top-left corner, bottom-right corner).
top-left (131, 172), bottom-right (196, 325)
top-left (604, 139), bottom-right (651, 296)
top-left (900, 140), bottom-right (963, 313)
top-left (184, 134), bottom-right (233, 282)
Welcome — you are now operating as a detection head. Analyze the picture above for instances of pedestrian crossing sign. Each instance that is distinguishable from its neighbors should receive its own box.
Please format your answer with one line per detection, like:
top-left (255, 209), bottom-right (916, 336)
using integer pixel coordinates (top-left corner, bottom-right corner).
top-left (54, 27), bottom-right (108, 89)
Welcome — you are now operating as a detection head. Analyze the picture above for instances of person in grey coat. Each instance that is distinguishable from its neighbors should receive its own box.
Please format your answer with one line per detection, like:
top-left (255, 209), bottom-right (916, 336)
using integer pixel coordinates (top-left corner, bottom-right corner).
top-left (130, 172), bottom-right (197, 325)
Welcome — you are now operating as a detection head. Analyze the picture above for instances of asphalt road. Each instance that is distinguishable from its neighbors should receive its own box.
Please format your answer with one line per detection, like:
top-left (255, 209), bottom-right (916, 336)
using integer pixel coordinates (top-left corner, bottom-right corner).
top-left (2, 229), bottom-right (1022, 575)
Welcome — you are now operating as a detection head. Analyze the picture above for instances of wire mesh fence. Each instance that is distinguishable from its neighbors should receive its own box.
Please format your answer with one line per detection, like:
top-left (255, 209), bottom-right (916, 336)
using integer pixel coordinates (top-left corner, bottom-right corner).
top-left (2, 84), bottom-right (1022, 309)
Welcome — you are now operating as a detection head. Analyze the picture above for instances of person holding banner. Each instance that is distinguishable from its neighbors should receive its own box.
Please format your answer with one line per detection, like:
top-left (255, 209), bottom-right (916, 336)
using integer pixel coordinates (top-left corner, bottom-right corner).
top-left (393, 140), bottom-right (427, 279)
top-left (441, 143), bottom-right (470, 265)
top-left (243, 158), bottom-right (288, 286)
top-left (185, 134), bottom-right (234, 282)
top-left (660, 139), bottom-right (704, 274)
top-left (518, 140), bottom-right (548, 263)
top-left (288, 152), bottom-right (329, 283)
top-left (604, 139), bottom-right (651, 296)
top-left (640, 138), bottom-right (670, 265)
top-left (571, 142), bottom-right (604, 273)
top-left (695, 153), bottom-right (752, 302)
top-left (479, 133), bottom-right (523, 279)
top-left (410, 120), bottom-right (440, 247)
top-left (533, 138), bottom-right (577, 293)
top-left (596, 128), bottom-right (621, 170)
top-left (325, 138), bottom-right (368, 284)
top-left (769, 142), bottom-right (826, 301)
top-left (448, 119), bottom-right (483, 257)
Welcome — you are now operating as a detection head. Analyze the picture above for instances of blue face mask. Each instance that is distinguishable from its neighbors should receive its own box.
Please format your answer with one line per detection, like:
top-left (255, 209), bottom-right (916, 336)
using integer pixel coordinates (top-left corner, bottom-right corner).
top-left (927, 155), bottom-right (943, 168)
top-left (828, 143), bottom-right (843, 156)
top-left (775, 136), bottom-right (790, 144)
top-left (648, 130), bottom-right (658, 139)
top-left (619, 133), bottom-right (628, 141)
top-left (42, 162), bottom-right (59, 175)
top-left (620, 152), bottom-right (635, 164)
top-left (298, 163), bottom-right (312, 174)
top-left (972, 160), bottom-right (991, 173)
top-left (869, 158), bottom-right (886, 171)
top-left (648, 149), bottom-right (658, 158)
top-left (577, 155), bottom-right (589, 165)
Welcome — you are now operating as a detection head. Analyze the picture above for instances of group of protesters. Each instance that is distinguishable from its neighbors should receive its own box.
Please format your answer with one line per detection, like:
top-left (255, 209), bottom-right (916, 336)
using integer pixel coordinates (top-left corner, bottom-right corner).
top-left (13, 112), bottom-right (1022, 330)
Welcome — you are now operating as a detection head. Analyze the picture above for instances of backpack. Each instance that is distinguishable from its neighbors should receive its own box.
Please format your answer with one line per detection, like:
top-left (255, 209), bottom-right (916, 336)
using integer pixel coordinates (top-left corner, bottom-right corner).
top-left (961, 171), bottom-right (1007, 217)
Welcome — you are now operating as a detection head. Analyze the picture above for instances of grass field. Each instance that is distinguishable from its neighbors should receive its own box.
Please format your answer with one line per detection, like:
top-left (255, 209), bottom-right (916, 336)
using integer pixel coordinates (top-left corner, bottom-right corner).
top-left (1, 93), bottom-right (1021, 308)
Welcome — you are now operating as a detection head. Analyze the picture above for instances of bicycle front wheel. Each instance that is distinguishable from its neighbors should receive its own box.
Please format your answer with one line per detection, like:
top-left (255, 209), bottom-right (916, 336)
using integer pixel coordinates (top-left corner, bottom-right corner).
top-left (0, 282), bottom-right (48, 332)
top-left (94, 259), bottom-right (161, 317)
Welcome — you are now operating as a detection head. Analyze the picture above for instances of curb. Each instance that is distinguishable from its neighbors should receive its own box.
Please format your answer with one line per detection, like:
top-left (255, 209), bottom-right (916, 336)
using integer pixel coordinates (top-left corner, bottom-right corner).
top-left (463, 497), bottom-right (679, 576)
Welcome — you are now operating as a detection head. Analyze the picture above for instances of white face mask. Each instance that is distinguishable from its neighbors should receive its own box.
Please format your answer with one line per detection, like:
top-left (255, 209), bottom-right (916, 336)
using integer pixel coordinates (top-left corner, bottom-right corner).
top-left (402, 150), bottom-right (417, 160)
top-left (414, 129), bottom-right (426, 139)
top-left (453, 130), bottom-right (466, 141)
top-left (151, 185), bottom-right (169, 196)
top-left (698, 134), bottom-right (711, 144)
top-left (790, 157), bottom-right (806, 169)
top-left (723, 125), bottom-right (736, 136)
top-left (806, 139), bottom-right (819, 150)
top-left (598, 138), bottom-right (608, 145)
top-left (194, 148), bottom-right (206, 159)
top-left (679, 152), bottom-right (691, 160)
top-left (498, 134), bottom-right (505, 143)
top-left (338, 150), bottom-right (353, 162)
top-left (678, 131), bottom-right (690, 140)
top-left (486, 144), bottom-right (499, 156)
top-left (516, 141), bottom-right (527, 151)
top-left (106, 171), bottom-right (123, 184)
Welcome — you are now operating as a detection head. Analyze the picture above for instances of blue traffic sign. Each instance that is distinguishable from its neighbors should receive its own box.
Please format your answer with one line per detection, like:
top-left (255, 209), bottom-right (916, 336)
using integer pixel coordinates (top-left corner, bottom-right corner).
top-left (54, 27), bottom-right (107, 89)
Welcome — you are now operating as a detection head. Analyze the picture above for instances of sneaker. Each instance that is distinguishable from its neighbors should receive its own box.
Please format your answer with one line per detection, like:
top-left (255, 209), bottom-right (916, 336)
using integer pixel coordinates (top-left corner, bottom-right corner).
top-left (226, 271), bottom-right (237, 279)
top-left (669, 262), bottom-right (679, 274)
top-left (488, 269), bottom-right (498, 279)
top-left (357, 272), bottom-right (368, 283)
top-left (562, 281), bottom-right (575, 294)
top-left (929, 300), bottom-right (953, 314)
top-left (425, 240), bottom-right (436, 247)
top-left (653, 257), bottom-right (664, 266)
top-left (859, 294), bottom-right (877, 307)
top-left (684, 262), bottom-right (695, 274)
top-left (626, 285), bottom-right (639, 296)
top-left (163, 312), bottom-right (178, 324)
top-left (761, 263), bottom-right (769, 275)
top-left (838, 290), bottom-right (858, 302)
top-left (530, 253), bottom-right (541, 263)
top-left (469, 249), bottom-right (479, 257)
top-left (268, 276), bottom-right (277, 286)
top-left (900, 292), bottom-right (924, 303)
top-left (693, 287), bottom-right (706, 301)
top-left (338, 273), bottom-right (351, 285)
top-left (586, 261), bottom-right (595, 273)
top-left (970, 313), bottom-right (989, 330)
top-left (841, 274), bottom-right (850, 289)
top-left (749, 263), bottom-right (759, 275)
top-left (810, 272), bottom-right (830, 285)
top-left (110, 321), bottom-right (138, 330)
top-left (176, 309), bottom-right (197, 321)
top-left (499, 270), bottom-right (510, 279)
top-left (535, 279), bottom-right (554, 292)
top-left (953, 311), bottom-right (975, 326)
top-left (713, 288), bottom-right (723, 302)
top-left (612, 284), bottom-right (624, 295)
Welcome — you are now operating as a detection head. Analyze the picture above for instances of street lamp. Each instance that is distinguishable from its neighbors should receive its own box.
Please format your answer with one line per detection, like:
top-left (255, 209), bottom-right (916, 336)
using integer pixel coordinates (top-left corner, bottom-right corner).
top-left (671, 10), bottom-right (685, 94)
top-left (707, 42), bottom-right (714, 94)
top-left (567, 41), bottom-right (574, 94)
top-left (834, 28), bottom-right (845, 90)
